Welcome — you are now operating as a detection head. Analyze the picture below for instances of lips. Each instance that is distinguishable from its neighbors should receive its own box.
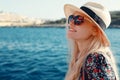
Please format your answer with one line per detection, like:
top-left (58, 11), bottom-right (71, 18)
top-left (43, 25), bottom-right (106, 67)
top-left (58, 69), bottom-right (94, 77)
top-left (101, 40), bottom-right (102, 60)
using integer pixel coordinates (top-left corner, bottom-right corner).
top-left (69, 28), bottom-right (77, 32)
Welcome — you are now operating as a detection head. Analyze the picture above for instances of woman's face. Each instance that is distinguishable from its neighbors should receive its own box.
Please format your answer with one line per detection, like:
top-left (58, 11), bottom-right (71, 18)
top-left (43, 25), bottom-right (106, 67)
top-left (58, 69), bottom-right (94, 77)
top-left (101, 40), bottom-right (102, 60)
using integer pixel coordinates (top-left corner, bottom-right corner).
top-left (67, 12), bottom-right (95, 41)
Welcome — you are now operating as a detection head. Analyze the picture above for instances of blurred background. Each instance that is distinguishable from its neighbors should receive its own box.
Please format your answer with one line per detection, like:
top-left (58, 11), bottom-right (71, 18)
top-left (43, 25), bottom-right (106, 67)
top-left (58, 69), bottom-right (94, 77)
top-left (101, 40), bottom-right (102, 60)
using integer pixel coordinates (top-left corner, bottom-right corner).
top-left (0, 0), bottom-right (120, 80)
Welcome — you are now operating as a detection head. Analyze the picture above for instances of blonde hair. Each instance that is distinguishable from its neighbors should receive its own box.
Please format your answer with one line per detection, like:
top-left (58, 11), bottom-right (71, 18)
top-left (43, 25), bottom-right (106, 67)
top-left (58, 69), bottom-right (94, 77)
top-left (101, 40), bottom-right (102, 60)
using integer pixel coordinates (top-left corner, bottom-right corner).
top-left (64, 23), bottom-right (119, 80)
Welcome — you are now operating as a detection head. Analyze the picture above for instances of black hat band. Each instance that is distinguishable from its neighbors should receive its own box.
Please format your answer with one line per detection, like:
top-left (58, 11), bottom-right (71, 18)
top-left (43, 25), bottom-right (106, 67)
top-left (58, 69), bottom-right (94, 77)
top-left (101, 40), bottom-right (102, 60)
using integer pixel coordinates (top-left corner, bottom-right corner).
top-left (80, 6), bottom-right (106, 31)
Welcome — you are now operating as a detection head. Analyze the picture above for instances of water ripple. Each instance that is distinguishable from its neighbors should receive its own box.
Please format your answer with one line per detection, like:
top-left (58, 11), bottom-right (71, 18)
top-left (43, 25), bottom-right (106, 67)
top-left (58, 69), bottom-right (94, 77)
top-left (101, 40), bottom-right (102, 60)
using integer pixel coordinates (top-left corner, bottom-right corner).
top-left (0, 28), bottom-right (119, 80)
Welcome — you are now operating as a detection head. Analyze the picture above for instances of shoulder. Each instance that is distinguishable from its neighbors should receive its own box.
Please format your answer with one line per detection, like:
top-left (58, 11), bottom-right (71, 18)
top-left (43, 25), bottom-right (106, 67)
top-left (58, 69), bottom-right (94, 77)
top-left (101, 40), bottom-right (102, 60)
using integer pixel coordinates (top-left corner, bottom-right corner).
top-left (87, 51), bottom-right (105, 59)
top-left (83, 52), bottom-right (116, 79)
top-left (85, 52), bottom-right (106, 63)
top-left (84, 51), bottom-right (110, 68)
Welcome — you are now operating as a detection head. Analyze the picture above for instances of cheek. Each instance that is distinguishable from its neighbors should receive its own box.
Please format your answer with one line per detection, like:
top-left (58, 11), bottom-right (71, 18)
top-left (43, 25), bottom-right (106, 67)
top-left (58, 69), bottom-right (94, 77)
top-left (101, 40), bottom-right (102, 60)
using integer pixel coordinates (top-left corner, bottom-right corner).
top-left (66, 26), bottom-right (93, 40)
top-left (74, 28), bottom-right (92, 39)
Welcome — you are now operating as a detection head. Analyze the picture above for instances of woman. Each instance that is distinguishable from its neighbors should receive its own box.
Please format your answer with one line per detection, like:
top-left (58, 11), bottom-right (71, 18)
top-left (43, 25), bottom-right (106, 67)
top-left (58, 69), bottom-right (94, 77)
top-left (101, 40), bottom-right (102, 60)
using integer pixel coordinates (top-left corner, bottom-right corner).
top-left (64, 2), bottom-right (119, 80)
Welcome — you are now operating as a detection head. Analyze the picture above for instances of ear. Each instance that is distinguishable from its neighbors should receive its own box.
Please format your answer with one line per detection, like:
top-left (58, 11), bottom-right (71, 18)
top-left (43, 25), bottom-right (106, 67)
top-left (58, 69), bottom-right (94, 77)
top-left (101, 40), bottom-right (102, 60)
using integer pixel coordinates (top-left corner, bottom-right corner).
top-left (91, 26), bottom-right (98, 36)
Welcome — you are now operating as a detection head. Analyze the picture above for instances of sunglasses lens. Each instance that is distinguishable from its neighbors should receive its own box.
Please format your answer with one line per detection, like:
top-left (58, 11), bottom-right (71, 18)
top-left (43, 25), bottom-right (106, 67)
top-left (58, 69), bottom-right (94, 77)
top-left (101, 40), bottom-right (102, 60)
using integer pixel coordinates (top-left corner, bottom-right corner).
top-left (68, 15), bottom-right (74, 24)
top-left (68, 15), bottom-right (84, 25)
top-left (74, 15), bottom-right (84, 25)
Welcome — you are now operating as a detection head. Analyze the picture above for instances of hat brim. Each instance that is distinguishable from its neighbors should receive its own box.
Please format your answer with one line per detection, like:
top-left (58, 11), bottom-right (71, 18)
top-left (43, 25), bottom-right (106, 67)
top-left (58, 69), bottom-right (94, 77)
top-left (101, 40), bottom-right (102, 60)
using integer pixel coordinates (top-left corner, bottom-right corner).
top-left (64, 4), bottom-right (110, 46)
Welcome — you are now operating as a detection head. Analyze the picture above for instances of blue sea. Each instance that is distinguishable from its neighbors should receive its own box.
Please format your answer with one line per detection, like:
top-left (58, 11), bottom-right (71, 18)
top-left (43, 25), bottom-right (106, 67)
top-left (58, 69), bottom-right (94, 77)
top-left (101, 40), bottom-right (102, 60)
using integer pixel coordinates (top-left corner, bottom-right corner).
top-left (0, 27), bottom-right (120, 80)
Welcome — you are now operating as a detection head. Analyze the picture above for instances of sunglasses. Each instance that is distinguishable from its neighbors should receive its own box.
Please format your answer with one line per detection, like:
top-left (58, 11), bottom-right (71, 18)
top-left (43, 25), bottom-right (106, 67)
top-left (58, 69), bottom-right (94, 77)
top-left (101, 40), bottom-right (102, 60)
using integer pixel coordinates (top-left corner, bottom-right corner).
top-left (68, 15), bottom-right (84, 25)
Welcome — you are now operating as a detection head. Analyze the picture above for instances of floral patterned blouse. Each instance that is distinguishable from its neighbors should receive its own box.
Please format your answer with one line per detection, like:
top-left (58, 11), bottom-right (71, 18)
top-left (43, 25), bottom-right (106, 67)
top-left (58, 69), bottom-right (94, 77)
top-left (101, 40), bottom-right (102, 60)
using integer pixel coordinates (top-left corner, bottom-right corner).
top-left (79, 52), bottom-right (116, 80)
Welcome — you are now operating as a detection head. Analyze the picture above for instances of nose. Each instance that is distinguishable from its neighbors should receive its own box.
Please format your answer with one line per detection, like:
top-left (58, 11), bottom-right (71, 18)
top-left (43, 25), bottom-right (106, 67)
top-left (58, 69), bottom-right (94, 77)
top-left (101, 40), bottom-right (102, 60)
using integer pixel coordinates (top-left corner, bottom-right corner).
top-left (69, 20), bottom-right (75, 29)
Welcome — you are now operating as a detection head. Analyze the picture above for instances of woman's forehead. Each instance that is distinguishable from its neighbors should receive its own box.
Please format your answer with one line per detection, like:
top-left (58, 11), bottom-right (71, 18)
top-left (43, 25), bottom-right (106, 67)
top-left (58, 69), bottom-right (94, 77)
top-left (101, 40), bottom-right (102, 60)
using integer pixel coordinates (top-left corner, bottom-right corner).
top-left (73, 11), bottom-right (82, 15)
top-left (72, 11), bottom-right (89, 19)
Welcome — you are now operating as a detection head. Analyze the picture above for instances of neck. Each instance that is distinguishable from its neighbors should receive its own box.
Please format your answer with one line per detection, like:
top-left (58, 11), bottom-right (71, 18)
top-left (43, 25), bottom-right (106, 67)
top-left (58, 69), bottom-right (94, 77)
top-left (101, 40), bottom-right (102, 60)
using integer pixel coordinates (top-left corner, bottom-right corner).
top-left (76, 36), bottom-right (94, 53)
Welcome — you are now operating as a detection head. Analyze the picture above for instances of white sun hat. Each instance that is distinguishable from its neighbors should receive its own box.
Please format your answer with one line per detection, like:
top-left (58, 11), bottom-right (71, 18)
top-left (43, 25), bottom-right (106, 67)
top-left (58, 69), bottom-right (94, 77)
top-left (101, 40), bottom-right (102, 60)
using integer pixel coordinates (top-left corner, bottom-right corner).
top-left (64, 2), bottom-right (111, 46)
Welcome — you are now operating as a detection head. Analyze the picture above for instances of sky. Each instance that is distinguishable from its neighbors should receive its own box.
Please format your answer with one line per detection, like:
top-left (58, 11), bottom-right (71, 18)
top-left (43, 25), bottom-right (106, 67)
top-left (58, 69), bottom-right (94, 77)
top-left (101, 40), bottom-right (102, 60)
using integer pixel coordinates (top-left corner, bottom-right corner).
top-left (0, 0), bottom-right (120, 20)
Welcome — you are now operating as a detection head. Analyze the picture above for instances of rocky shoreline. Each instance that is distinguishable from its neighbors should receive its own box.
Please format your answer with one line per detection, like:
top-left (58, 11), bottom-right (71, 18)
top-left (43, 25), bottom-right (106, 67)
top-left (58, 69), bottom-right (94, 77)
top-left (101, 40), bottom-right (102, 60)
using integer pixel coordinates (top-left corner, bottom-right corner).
top-left (0, 24), bottom-right (120, 28)
top-left (0, 11), bottom-right (119, 28)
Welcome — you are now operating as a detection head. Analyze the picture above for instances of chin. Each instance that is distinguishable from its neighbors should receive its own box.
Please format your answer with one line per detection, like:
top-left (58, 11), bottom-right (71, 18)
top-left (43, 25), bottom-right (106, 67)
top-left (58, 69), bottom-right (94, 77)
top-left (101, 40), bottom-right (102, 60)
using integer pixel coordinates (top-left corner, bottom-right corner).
top-left (67, 35), bottom-right (74, 39)
top-left (67, 34), bottom-right (81, 40)
top-left (67, 36), bottom-right (76, 40)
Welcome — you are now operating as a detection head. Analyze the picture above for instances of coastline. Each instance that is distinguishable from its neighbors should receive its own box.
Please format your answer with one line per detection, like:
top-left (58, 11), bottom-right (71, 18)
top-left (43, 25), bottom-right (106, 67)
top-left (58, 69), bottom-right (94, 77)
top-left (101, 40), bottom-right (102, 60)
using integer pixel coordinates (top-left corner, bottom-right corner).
top-left (0, 24), bottom-right (120, 28)
top-left (0, 24), bottom-right (66, 28)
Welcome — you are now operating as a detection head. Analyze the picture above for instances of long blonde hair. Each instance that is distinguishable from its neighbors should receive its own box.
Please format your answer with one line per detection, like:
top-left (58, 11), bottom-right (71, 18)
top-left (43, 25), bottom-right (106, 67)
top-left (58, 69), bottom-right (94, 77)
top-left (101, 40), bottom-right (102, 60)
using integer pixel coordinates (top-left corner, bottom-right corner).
top-left (64, 23), bottom-right (119, 80)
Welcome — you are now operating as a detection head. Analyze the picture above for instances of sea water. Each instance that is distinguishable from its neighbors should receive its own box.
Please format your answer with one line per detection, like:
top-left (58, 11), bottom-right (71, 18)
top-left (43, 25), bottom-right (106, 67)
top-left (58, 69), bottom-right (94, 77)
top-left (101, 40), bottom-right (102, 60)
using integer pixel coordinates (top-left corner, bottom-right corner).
top-left (0, 27), bottom-right (119, 80)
